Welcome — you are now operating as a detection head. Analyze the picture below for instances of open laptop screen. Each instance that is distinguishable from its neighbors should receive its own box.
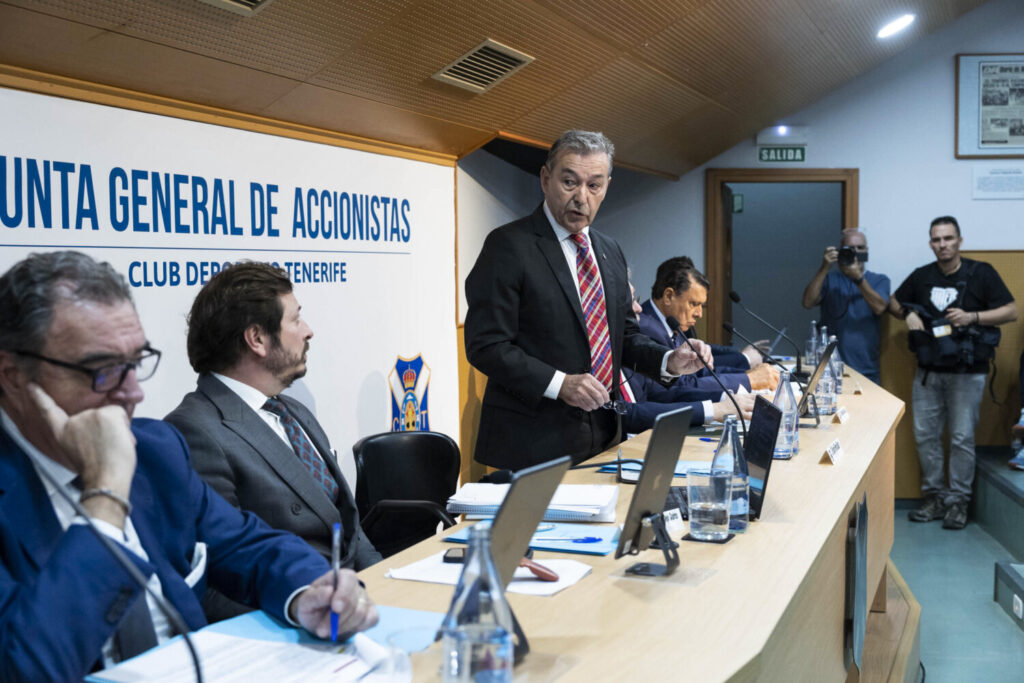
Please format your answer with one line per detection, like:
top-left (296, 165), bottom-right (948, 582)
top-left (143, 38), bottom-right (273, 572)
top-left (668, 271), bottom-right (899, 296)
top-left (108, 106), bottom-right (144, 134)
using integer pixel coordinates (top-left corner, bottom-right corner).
top-left (744, 395), bottom-right (783, 520)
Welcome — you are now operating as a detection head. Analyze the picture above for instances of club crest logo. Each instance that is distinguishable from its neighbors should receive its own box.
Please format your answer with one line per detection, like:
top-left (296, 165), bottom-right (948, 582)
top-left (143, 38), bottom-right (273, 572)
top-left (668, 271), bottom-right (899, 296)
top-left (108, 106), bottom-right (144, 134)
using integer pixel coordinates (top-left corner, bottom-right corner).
top-left (389, 355), bottom-right (431, 432)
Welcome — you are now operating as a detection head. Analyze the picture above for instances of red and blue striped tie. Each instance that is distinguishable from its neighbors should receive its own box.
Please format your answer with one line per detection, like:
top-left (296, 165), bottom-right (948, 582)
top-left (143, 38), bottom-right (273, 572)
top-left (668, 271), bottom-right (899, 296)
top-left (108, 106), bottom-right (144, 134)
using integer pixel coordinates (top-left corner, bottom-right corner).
top-left (571, 233), bottom-right (614, 390)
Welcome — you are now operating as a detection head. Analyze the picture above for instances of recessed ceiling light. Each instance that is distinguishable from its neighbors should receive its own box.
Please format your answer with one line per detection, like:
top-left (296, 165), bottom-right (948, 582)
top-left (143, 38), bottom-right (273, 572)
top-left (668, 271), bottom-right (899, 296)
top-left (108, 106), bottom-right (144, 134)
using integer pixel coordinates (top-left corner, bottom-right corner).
top-left (877, 14), bottom-right (915, 39)
top-left (777, 125), bottom-right (789, 135)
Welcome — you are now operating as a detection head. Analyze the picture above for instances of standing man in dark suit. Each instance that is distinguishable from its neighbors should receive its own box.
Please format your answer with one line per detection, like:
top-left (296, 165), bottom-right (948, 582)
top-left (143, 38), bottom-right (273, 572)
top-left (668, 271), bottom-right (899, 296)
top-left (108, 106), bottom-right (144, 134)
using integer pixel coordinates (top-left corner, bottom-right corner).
top-left (465, 130), bottom-right (709, 470)
top-left (166, 262), bottom-right (380, 620)
top-left (0, 251), bottom-right (375, 681)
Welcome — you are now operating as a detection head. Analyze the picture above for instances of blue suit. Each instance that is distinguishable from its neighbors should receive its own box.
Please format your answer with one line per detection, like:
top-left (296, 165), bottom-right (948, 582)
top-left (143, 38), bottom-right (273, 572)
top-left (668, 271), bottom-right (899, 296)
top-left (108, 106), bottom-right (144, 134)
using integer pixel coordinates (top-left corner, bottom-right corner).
top-left (623, 371), bottom-right (706, 433)
top-left (0, 418), bottom-right (329, 681)
top-left (637, 300), bottom-right (750, 393)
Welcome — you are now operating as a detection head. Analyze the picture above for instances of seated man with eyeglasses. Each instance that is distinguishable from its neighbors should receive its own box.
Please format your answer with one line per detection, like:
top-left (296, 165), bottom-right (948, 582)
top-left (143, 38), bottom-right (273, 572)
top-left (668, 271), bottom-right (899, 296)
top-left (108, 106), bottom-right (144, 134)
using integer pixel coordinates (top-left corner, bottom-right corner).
top-left (0, 251), bottom-right (377, 681)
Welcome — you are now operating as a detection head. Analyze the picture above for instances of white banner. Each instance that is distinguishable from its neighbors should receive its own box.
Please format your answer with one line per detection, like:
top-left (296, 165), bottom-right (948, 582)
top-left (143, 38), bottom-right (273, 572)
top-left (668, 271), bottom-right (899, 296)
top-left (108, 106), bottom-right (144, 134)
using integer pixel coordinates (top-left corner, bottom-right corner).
top-left (0, 87), bottom-right (458, 472)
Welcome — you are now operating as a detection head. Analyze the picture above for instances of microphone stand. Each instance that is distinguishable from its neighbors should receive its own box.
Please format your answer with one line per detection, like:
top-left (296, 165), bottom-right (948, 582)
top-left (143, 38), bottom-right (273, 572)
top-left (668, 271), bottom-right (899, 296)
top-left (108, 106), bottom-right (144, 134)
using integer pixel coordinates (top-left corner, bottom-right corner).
top-left (724, 322), bottom-right (808, 391)
top-left (729, 291), bottom-right (808, 381)
top-left (666, 315), bottom-right (747, 436)
top-left (31, 461), bottom-right (203, 683)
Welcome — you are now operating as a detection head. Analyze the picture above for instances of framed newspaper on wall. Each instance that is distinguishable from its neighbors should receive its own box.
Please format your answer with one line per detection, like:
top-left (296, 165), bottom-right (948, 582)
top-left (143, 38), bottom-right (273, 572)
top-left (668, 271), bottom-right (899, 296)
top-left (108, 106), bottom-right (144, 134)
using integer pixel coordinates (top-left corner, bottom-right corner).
top-left (956, 53), bottom-right (1024, 159)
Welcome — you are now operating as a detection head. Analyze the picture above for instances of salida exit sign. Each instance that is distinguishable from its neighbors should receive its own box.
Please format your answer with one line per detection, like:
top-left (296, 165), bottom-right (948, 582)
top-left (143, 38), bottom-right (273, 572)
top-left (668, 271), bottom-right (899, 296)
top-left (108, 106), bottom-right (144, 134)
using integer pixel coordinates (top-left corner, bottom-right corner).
top-left (759, 146), bottom-right (805, 162)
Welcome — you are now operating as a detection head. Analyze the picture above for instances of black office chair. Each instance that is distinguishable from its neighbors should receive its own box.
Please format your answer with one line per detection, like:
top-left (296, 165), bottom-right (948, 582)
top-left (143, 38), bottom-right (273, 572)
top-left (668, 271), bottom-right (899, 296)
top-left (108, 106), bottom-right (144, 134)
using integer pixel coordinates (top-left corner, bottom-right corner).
top-left (352, 431), bottom-right (460, 558)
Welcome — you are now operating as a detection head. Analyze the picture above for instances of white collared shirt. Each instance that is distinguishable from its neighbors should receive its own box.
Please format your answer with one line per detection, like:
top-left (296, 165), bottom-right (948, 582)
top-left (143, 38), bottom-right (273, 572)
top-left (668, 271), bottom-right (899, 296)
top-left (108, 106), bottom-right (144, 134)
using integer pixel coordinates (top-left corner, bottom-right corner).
top-left (647, 300), bottom-right (676, 342)
top-left (212, 373), bottom-right (326, 464)
top-left (541, 203), bottom-right (675, 400)
top-left (0, 409), bottom-right (172, 667)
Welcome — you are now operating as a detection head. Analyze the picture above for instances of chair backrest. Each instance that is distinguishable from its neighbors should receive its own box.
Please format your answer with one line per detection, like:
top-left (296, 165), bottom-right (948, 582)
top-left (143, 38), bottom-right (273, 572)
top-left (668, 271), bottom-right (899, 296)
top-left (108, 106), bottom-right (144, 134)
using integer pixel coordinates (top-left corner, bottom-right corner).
top-left (352, 430), bottom-right (461, 557)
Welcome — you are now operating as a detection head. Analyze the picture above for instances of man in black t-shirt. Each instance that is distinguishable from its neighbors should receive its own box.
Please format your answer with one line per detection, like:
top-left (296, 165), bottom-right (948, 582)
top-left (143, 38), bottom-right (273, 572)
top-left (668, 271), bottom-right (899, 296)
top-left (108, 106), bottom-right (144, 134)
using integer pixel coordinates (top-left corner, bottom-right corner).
top-left (889, 216), bottom-right (1017, 529)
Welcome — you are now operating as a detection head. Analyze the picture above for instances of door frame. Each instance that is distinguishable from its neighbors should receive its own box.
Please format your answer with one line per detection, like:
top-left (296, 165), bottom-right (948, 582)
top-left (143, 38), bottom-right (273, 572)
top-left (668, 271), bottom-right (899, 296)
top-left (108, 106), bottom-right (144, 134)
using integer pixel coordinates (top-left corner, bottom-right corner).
top-left (704, 168), bottom-right (859, 344)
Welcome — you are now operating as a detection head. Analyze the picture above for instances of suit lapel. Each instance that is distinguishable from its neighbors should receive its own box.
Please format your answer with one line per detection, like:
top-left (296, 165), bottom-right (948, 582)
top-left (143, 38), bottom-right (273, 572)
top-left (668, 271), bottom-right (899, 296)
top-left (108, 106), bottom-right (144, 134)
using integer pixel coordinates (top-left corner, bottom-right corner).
top-left (197, 375), bottom-right (340, 530)
top-left (531, 206), bottom-right (587, 333)
top-left (0, 431), bottom-right (64, 572)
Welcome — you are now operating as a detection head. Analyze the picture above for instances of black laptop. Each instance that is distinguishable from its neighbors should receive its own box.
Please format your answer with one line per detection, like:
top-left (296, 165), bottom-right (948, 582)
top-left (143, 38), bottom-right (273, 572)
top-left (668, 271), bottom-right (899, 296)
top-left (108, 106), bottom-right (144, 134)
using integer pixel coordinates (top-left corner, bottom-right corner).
top-left (744, 395), bottom-right (783, 520)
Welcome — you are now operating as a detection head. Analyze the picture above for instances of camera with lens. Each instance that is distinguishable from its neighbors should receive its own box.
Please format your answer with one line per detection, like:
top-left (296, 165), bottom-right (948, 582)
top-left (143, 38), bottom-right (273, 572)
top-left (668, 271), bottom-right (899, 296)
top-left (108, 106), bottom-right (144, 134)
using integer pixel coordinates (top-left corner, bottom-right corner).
top-left (837, 246), bottom-right (867, 267)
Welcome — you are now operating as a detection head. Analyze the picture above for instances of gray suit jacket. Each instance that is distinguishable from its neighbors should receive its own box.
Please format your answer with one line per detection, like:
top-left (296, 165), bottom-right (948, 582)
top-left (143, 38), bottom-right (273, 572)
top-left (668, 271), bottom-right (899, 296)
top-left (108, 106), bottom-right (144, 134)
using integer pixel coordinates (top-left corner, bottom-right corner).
top-left (165, 374), bottom-right (380, 619)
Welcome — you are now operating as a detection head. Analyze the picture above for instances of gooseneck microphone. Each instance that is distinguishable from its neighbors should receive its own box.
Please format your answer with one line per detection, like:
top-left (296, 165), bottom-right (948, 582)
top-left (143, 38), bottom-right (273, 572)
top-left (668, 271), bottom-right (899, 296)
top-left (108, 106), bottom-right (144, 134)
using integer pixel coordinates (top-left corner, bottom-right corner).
top-left (666, 316), bottom-right (747, 436)
top-left (724, 322), bottom-right (807, 390)
top-left (30, 461), bottom-right (203, 682)
top-left (728, 290), bottom-right (808, 380)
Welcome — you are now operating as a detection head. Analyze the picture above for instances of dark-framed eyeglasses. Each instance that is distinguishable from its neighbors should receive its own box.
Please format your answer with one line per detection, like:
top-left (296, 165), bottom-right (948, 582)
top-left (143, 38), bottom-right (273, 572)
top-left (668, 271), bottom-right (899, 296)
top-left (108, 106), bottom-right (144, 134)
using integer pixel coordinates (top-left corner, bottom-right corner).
top-left (14, 346), bottom-right (162, 392)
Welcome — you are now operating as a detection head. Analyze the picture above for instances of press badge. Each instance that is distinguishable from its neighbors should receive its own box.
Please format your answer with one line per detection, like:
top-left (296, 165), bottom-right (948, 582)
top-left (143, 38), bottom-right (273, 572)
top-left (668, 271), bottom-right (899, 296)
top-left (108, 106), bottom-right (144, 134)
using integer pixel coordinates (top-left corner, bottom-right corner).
top-left (932, 324), bottom-right (952, 338)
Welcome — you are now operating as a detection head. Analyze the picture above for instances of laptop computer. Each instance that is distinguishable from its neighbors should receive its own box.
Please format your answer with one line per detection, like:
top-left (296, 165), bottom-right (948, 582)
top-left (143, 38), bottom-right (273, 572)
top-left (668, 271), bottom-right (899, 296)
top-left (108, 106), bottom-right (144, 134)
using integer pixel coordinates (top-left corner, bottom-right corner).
top-left (797, 339), bottom-right (837, 417)
top-left (489, 455), bottom-right (572, 590)
top-left (744, 395), bottom-right (783, 520)
top-left (662, 396), bottom-right (781, 521)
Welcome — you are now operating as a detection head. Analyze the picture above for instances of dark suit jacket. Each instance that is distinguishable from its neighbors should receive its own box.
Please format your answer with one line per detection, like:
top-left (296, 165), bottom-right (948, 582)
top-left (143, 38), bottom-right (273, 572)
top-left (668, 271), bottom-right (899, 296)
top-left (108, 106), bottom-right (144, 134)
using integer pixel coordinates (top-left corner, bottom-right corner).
top-left (165, 374), bottom-right (380, 620)
top-left (465, 204), bottom-right (670, 470)
top-left (0, 418), bottom-right (327, 682)
top-left (637, 300), bottom-right (751, 393)
top-left (623, 371), bottom-right (706, 433)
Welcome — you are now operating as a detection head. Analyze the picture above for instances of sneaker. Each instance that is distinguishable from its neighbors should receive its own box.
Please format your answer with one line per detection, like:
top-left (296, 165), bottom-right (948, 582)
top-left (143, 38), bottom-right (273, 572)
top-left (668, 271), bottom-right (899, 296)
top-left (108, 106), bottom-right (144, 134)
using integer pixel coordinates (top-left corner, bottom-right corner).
top-left (908, 495), bottom-right (945, 522)
top-left (942, 501), bottom-right (968, 530)
top-left (1010, 450), bottom-right (1024, 471)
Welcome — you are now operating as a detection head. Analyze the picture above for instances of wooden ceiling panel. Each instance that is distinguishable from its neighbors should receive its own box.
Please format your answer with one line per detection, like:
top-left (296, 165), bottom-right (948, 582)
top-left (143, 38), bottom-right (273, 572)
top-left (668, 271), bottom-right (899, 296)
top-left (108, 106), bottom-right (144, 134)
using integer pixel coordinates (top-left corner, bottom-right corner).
top-left (532, 0), bottom-right (712, 51)
top-left (310, 0), bottom-right (618, 130)
top-left (508, 54), bottom-right (714, 152)
top-left (6, 0), bottom-right (416, 81)
top-left (262, 83), bottom-right (493, 157)
top-left (638, 0), bottom-right (850, 107)
top-left (801, 0), bottom-right (987, 75)
top-left (0, 0), bottom-right (993, 175)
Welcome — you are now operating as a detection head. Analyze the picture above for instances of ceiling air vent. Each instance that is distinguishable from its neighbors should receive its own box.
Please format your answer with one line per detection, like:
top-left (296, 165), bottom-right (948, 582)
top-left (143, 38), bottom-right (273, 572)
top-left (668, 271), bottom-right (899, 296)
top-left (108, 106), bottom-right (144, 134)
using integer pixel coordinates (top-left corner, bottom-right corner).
top-left (433, 39), bottom-right (534, 94)
top-left (197, 0), bottom-right (275, 16)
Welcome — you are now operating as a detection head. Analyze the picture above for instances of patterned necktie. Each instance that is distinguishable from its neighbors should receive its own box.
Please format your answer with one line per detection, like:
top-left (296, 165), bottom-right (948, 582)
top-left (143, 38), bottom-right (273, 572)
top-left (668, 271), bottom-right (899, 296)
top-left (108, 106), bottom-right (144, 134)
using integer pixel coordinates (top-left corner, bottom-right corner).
top-left (571, 233), bottom-right (614, 390)
top-left (262, 397), bottom-right (339, 501)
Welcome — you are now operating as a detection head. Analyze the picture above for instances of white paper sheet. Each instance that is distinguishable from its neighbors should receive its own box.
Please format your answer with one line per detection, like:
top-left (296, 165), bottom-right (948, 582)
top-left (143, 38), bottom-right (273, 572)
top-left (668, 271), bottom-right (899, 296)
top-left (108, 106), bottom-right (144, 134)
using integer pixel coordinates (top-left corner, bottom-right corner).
top-left (386, 551), bottom-right (591, 596)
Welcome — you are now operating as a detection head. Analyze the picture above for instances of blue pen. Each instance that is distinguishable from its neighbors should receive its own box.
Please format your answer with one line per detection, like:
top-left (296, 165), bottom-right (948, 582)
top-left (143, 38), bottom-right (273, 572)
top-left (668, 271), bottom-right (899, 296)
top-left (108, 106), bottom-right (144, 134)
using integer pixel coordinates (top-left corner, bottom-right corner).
top-left (699, 437), bottom-right (714, 442)
top-left (330, 522), bottom-right (341, 642)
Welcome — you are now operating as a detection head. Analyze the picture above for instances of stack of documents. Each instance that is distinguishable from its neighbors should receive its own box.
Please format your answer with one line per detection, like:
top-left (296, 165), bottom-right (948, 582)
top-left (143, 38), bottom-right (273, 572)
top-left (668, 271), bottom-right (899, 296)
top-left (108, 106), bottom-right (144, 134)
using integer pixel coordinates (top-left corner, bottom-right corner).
top-left (597, 460), bottom-right (706, 481)
top-left (446, 483), bottom-right (618, 522)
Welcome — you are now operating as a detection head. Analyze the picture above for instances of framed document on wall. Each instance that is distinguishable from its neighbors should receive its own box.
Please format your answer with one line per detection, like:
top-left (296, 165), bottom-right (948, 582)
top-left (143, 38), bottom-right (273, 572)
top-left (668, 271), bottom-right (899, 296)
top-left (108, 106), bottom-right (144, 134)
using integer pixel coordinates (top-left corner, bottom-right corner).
top-left (956, 53), bottom-right (1024, 159)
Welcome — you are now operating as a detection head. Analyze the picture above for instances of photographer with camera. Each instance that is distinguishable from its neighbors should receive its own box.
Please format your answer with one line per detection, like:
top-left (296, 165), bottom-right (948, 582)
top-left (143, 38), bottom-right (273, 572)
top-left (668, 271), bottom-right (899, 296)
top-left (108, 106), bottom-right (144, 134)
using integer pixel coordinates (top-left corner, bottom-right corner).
top-left (889, 216), bottom-right (1017, 529)
top-left (802, 228), bottom-right (890, 383)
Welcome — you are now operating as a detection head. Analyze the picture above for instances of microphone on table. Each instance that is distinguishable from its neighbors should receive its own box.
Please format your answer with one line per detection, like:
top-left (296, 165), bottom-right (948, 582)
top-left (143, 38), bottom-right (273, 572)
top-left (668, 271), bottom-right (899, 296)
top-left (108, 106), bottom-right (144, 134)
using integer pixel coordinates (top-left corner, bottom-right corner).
top-left (666, 315), bottom-right (747, 436)
top-left (723, 322), bottom-right (807, 390)
top-left (728, 290), bottom-right (808, 381)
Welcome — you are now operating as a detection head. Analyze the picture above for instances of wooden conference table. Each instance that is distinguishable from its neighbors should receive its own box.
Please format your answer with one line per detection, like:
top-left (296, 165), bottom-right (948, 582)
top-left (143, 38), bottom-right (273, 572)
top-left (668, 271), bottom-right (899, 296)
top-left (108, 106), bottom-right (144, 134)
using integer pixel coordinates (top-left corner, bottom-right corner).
top-left (359, 372), bottom-right (906, 681)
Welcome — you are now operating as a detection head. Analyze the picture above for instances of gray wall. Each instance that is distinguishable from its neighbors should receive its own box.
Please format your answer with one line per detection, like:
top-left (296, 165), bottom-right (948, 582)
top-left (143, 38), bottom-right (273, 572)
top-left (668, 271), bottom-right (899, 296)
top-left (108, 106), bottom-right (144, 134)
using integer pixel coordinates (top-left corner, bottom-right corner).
top-left (729, 182), bottom-right (843, 351)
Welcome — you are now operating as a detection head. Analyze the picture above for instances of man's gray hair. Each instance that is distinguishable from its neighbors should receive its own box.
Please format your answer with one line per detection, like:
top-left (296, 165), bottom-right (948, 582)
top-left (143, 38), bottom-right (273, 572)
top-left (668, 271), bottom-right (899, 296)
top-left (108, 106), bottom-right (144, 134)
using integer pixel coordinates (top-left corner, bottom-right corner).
top-left (0, 251), bottom-right (133, 356)
top-left (545, 130), bottom-right (615, 174)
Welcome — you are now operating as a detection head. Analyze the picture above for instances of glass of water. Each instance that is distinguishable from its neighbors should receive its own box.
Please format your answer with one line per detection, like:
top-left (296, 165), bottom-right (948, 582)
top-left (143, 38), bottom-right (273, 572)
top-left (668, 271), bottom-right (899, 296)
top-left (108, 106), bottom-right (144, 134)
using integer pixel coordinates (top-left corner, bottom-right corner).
top-left (441, 624), bottom-right (513, 682)
top-left (686, 468), bottom-right (732, 541)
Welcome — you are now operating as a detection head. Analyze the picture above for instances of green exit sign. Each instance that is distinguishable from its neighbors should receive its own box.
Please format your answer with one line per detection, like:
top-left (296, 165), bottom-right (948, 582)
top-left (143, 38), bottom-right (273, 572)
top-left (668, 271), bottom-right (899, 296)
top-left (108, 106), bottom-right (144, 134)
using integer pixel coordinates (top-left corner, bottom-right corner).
top-left (759, 146), bottom-right (806, 162)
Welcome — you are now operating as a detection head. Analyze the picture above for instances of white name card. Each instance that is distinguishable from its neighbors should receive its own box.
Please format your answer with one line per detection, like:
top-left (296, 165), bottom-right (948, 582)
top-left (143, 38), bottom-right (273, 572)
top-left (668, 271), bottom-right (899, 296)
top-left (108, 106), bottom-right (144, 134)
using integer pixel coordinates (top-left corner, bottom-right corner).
top-left (833, 406), bottom-right (851, 424)
top-left (663, 507), bottom-right (686, 534)
top-left (820, 438), bottom-right (844, 465)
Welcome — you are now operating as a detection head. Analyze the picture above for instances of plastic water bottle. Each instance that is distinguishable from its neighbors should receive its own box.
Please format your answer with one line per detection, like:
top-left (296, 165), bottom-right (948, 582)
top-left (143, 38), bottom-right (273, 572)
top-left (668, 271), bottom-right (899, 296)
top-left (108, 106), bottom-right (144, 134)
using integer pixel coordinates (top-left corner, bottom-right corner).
top-left (439, 523), bottom-right (514, 682)
top-left (816, 360), bottom-right (836, 416)
top-left (712, 415), bottom-right (748, 534)
top-left (805, 320), bottom-right (818, 366)
top-left (772, 371), bottom-right (799, 459)
top-left (818, 324), bottom-right (829, 364)
top-left (829, 334), bottom-right (844, 395)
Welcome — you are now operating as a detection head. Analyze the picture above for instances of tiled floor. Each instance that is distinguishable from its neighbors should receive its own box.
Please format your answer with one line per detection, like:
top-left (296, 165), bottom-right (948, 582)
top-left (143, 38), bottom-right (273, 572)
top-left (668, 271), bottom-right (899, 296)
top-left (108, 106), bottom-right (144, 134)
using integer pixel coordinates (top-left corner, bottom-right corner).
top-left (891, 513), bottom-right (1024, 682)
